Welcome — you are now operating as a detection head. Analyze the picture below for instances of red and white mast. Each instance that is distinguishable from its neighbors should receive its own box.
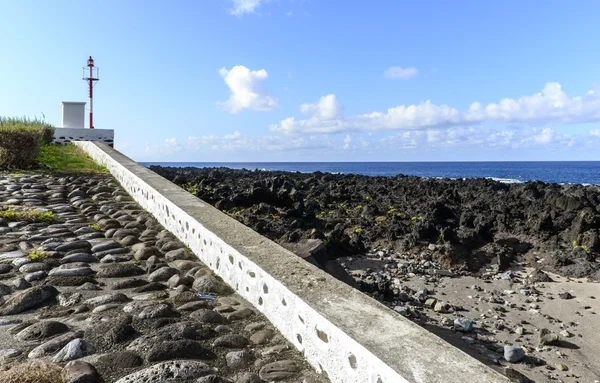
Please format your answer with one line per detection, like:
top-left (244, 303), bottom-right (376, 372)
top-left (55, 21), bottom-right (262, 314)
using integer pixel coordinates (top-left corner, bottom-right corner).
top-left (82, 56), bottom-right (99, 129)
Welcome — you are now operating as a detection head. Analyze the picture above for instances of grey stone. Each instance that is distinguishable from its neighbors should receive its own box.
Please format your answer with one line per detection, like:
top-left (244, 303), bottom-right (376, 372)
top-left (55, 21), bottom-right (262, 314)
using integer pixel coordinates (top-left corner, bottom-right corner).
top-left (234, 372), bottom-right (261, 383)
top-left (56, 240), bottom-right (91, 252)
top-left (250, 329), bottom-right (276, 345)
top-left (148, 266), bottom-right (178, 282)
top-left (0, 285), bottom-right (58, 315)
top-left (165, 248), bottom-right (193, 261)
top-left (167, 274), bottom-right (194, 288)
top-left (138, 303), bottom-right (177, 319)
top-left (0, 263), bottom-right (13, 273)
top-left (226, 307), bottom-right (255, 321)
top-left (504, 345), bottom-right (525, 363)
top-left (196, 376), bottom-right (233, 383)
top-left (193, 275), bottom-right (233, 295)
top-left (28, 331), bottom-right (83, 358)
top-left (62, 253), bottom-right (97, 264)
top-left (0, 250), bottom-right (25, 260)
top-left (212, 334), bottom-right (249, 348)
top-left (134, 246), bottom-right (160, 261)
top-left (84, 293), bottom-right (129, 305)
top-left (91, 241), bottom-right (122, 253)
top-left (100, 254), bottom-right (131, 263)
top-left (77, 282), bottom-right (101, 291)
top-left (96, 263), bottom-right (144, 278)
top-left (190, 309), bottom-right (226, 324)
top-left (171, 259), bottom-right (200, 272)
top-left (62, 360), bottom-right (100, 383)
top-left (114, 360), bottom-right (215, 383)
top-left (52, 338), bottom-right (95, 362)
top-left (454, 318), bottom-right (474, 332)
top-left (24, 270), bottom-right (48, 282)
top-left (19, 262), bottom-right (50, 273)
top-left (49, 267), bottom-right (94, 277)
top-left (16, 320), bottom-right (70, 341)
top-left (12, 277), bottom-right (32, 290)
top-left (259, 360), bottom-right (300, 381)
top-left (93, 304), bottom-right (122, 313)
top-left (538, 328), bottom-right (560, 347)
top-left (226, 350), bottom-right (254, 368)
top-left (146, 339), bottom-right (215, 362)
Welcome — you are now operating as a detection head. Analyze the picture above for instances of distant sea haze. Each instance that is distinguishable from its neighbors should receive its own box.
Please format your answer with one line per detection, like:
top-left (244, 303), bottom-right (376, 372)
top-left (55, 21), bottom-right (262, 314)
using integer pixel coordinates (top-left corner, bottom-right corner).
top-left (142, 162), bottom-right (600, 185)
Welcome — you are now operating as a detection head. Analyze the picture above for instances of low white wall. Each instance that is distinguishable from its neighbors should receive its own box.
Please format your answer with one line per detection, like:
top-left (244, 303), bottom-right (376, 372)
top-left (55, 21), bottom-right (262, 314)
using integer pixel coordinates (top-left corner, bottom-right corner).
top-left (54, 128), bottom-right (114, 147)
top-left (75, 141), bottom-right (510, 383)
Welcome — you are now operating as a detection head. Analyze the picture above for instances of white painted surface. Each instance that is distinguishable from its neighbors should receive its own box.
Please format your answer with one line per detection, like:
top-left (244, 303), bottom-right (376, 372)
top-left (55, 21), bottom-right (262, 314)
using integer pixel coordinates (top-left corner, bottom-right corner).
top-left (54, 128), bottom-right (114, 146)
top-left (61, 102), bottom-right (86, 128)
top-left (75, 141), bottom-right (510, 383)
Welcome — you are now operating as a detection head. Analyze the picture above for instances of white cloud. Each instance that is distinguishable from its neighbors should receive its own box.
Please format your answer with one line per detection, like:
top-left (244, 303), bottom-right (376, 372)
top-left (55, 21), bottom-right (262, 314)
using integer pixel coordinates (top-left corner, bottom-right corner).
top-left (187, 132), bottom-right (331, 153)
top-left (343, 135), bottom-right (352, 150)
top-left (218, 66), bottom-right (278, 114)
top-left (230, 0), bottom-right (266, 15)
top-left (383, 66), bottom-right (419, 80)
top-left (300, 94), bottom-right (341, 119)
top-left (145, 137), bottom-right (181, 156)
top-left (270, 83), bottom-right (600, 135)
top-left (590, 129), bottom-right (600, 137)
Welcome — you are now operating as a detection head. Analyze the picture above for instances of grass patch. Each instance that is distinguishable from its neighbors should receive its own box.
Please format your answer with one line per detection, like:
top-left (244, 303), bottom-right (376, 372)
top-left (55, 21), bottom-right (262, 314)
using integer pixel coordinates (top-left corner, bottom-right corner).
top-left (88, 223), bottom-right (102, 231)
top-left (0, 208), bottom-right (55, 223)
top-left (0, 361), bottom-right (64, 383)
top-left (28, 250), bottom-right (49, 261)
top-left (36, 144), bottom-right (108, 173)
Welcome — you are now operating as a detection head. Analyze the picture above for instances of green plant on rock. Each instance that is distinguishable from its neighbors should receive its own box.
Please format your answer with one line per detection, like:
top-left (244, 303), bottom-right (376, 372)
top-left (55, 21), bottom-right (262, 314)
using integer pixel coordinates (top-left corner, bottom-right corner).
top-left (183, 183), bottom-right (200, 195)
top-left (364, 195), bottom-right (372, 201)
top-left (28, 250), bottom-right (49, 261)
top-left (387, 206), bottom-right (397, 215)
top-left (353, 226), bottom-right (363, 234)
top-left (572, 240), bottom-right (589, 252)
top-left (0, 208), bottom-right (54, 223)
top-left (88, 223), bottom-right (101, 231)
top-left (375, 216), bottom-right (387, 223)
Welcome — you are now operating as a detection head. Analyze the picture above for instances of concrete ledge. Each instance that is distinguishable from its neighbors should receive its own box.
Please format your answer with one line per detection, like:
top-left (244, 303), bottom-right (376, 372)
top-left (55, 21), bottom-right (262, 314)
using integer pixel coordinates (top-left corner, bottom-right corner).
top-left (54, 128), bottom-right (114, 146)
top-left (75, 141), bottom-right (510, 383)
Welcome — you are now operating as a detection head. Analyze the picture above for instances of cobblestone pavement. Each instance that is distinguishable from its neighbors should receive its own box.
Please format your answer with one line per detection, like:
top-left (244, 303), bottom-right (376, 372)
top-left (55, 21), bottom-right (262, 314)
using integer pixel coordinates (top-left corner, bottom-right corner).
top-left (0, 173), bottom-right (327, 383)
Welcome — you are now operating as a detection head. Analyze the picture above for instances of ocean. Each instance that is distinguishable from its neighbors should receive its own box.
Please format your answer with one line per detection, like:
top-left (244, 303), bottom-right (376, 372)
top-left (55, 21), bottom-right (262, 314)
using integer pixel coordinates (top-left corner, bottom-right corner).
top-left (141, 161), bottom-right (600, 185)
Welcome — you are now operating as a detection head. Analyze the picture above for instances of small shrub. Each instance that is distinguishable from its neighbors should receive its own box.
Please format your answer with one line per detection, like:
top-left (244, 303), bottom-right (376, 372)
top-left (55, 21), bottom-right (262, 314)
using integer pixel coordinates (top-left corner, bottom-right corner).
top-left (0, 361), bottom-right (64, 383)
top-left (28, 250), bottom-right (49, 261)
top-left (353, 226), bottom-right (363, 234)
top-left (0, 117), bottom-right (55, 169)
top-left (88, 223), bottom-right (102, 231)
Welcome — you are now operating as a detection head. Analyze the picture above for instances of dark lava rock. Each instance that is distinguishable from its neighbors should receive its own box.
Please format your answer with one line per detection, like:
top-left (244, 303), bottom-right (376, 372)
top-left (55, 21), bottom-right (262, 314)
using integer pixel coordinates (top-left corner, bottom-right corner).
top-left (97, 350), bottom-right (143, 368)
top-left (558, 291), bottom-right (574, 299)
top-left (15, 320), bottom-right (70, 340)
top-left (62, 360), bottom-right (100, 383)
top-left (212, 334), bottom-right (249, 348)
top-left (0, 285), bottom-right (58, 315)
top-left (132, 282), bottom-right (166, 293)
top-left (145, 339), bottom-right (216, 362)
top-left (190, 309), bottom-right (227, 324)
top-left (112, 278), bottom-right (149, 290)
top-left (47, 276), bottom-right (97, 286)
top-left (96, 264), bottom-right (144, 278)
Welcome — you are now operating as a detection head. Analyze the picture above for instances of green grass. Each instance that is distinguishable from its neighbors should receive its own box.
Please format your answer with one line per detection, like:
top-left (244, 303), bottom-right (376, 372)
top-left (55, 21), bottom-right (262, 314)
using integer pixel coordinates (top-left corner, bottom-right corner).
top-left (0, 208), bottom-right (55, 223)
top-left (28, 250), bottom-right (49, 261)
top-left (37, 144), bottom-right (108, 173)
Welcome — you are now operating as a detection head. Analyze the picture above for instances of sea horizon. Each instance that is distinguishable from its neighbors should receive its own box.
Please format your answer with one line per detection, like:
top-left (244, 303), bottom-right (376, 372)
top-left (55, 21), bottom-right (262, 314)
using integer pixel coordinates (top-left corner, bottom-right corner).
top-left (141, 161), bottom-right (600, 185)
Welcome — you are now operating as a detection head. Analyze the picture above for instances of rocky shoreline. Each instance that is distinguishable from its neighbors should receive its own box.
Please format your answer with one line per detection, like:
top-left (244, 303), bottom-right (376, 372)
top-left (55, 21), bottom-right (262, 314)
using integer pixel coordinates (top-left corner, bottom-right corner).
top-left (149, 165), bottom-right (600, 382)
top-left (0, 173), bottom-right (325, 383)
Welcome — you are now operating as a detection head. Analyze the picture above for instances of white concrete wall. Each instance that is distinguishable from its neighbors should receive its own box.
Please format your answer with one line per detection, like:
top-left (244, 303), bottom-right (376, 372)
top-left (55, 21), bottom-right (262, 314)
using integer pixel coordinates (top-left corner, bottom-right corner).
top-left (75, 141), bottom-right (510, 383)
top-left (61, 102), bottom-right (86, 128)
top-left (54, 128), bottom-right (114, 147)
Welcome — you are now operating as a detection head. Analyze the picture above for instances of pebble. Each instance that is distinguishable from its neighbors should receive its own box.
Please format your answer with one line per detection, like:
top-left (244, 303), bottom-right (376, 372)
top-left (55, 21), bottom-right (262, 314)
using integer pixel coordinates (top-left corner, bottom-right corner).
top-left (52, 338), bottom-right (95, 362)
top-left (62, 360), bottom-right (100, 383)
top-left (504, 345), bottom-right (525, 363)
top-left (259, 360), bottom-right (300, 381)
top-left (454, 318), bottom-right (474, 332)
top-left (49, 267), bottom-right (94, 277)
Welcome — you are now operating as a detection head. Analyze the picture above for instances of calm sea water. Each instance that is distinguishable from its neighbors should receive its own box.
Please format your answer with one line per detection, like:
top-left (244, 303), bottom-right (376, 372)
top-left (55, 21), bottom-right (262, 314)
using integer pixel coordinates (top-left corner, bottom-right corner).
top-left (141, 162), bottom-right (600, 185)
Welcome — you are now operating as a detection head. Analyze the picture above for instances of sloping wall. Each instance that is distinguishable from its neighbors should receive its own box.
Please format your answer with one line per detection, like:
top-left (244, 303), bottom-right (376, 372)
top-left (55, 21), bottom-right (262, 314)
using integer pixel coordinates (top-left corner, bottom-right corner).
top-left (75, 141), bottom-right (510, 383)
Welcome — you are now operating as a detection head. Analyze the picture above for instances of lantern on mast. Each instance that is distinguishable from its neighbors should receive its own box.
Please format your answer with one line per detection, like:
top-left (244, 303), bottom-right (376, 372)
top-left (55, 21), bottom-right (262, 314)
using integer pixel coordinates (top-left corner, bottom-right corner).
top-left (82, 56), bottom-right (99, 129)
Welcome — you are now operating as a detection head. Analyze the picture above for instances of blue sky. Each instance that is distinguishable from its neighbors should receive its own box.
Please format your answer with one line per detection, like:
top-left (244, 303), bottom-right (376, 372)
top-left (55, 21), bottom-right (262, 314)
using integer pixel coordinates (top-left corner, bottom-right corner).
top-left (1, 0), bottom-right (600, 161)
